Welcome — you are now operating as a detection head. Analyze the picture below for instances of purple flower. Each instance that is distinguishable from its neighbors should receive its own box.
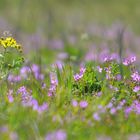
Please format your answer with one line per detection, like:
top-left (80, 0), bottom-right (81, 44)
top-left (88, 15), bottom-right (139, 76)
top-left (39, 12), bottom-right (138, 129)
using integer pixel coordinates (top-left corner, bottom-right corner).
top-left (42, 83), bottom-right (46, 89)
top-left (132, 100), bottom-right (140, 114)
top-left (48, 72), bottom-right (58, 97)
top-left (30, 64), bottom-right (45, 80)
top-left (97, 92), bottom-right (102, 97)
top-left (31, 99), bottom-right (38, 110)
top-left (123, 58), bottom-right (130, 66)
top-left (37, 102), bottom-right (48, 114)
top-left (103, 56), bottom-right (110, 62)
top-left (35, 73), bottom-right (44, 80)
top-left (55, 60), bottom-right (64, 70)
top-left (17, 86), bottom-right (27, 94)
top-left (20, 66), bottom-right (31, 78)
top-left (123, 56), bottom-right (136, 66)
top-left (93, 112), bottom-right (101, 121)
top-left (119, 99), bottom-right (126, 106)
top-left (7, 74), bottom-right (14, 82)
top-left (48, 91), bottom-right (53, 97)
top-left (30, 99), bottom-right (48, 114)
top-left (74, 67), bottom-right (86, 81)
top-left (116, 105), bottom-right (122, 110)
top-left (80, 67), bottom-right (86, 73)
top-left (8, 95), bottom-right (14, 103)
top-left (110, 107), bottom-right (117, 115)
top-left (31, 64), bottom-right (40, 73)
top-left (8, 75), bottom-right (21, 82)
top-left (20, 66), bottom-right (31, 74)
top-left (97, 66), bottom-right (103, 73)
top-left (130, 56), bottom-right (136, 63)
top-left (116, 74), bottom-right (122, 81)
top-left (124, 107), bottom-right (132, 117)
top-left (17, 86), bottom-right (34, 107)
top-left (14, 76), bottom-right (21, 82)
top-left (50, 72), bottom-right (58, 85)
top-left (71, 100), bottom-right (78, 107)
top-left (133, 86), bottom-right (140, 92)
top-left (21, 95), bottom-right (33, 107)
top-left (48, 84), bottom-right (57, 96)
top-left (111, 53), bottom-right (119, 61)
top-left (103, 54), bottom-right (117, 62)
top-left (45, 130), bottom-right (67, 140)
top-left (106, 102), bottom-right (113, 109)
top-left (79, 101), bottom-right (88, 109)
top-left (0, 125), bottom-right (9, 133)
top-left (131, 71), bottom-right (140, 82)
top-left (7, 89), bottom-right (14, 103)
top-left (74, 74), bottom-right (81, 81)
top-left (98, 105), bottom-right (103, 109)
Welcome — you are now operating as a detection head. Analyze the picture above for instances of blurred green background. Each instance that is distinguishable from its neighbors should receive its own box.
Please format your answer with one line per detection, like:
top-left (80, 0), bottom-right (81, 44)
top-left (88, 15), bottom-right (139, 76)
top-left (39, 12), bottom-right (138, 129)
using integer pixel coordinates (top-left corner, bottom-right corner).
top-left (0, 0), bottom-right (140, 50)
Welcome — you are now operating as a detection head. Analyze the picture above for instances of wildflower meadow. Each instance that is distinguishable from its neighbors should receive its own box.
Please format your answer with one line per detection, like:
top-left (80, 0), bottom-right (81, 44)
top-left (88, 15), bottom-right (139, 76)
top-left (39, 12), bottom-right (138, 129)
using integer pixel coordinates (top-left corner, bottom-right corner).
top-left (0, 0), bottom-right (140, 140)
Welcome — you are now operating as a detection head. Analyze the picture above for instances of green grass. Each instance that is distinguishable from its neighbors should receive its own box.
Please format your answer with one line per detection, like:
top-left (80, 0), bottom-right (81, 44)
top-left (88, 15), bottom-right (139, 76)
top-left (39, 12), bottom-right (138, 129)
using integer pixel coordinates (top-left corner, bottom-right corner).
top-left (0, 59), bottom-right (140, 139)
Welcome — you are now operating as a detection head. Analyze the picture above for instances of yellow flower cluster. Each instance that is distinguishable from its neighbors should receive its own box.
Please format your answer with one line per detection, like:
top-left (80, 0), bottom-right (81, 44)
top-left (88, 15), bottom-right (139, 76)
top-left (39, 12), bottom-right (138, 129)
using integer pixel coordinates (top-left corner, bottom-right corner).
top-left (0, 37), bottom-right (22, 52)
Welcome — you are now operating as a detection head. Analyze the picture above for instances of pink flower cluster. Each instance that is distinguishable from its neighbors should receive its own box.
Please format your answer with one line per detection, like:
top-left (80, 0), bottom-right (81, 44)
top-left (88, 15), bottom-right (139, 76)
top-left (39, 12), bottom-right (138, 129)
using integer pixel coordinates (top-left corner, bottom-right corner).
top-left (7, 90), bottom-right (14, 103)
top-left (45, 129), bottom-right (67, 140)
top-left (8, 86), bottom-right (48, 114)
top-left (123, 56), bottom-right (136, 66)
top-left (71, 100), bottom-right (88, 109)
top-left (17, 86), bottom-right (32, 106)
top-left (97, 66), bottom-right (103, 73)
top-left (133, 86), bottom-right (140, 92)
top-left (31, 99), bottom-right (48, 114)
top-left (8, 64), bottom-right (44, 83)
top-left (74, 67), bottom-right (86, 81)
top-left (48, 72), bottom-right (58, 97)
top-left (131, 71), bottom-right (140, 82)
top-left (125, 100), bottom-right (140, 117)
top-left (93, 99), bottom-right (126, 121)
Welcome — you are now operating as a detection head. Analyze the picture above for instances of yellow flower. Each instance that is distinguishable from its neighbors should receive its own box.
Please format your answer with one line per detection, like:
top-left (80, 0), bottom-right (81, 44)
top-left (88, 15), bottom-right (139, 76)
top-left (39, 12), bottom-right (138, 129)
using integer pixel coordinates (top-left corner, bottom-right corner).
top-left (0, 37), bottom-right (23, 52)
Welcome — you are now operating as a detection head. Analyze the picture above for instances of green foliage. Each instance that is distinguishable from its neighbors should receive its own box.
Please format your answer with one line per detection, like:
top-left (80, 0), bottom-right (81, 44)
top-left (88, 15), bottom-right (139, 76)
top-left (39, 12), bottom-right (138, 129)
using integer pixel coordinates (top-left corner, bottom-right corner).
top-left (0, 36), bottom-right (24, 79)
top-left (110, 62), bottom-right (120, 76)
top-left (72, 67), bottom-right (102, 96)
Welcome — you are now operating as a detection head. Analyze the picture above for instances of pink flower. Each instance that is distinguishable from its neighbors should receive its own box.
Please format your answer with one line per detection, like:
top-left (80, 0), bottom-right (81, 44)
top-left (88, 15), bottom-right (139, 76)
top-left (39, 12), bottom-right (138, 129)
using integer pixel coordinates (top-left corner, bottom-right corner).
top-left (123, 56), bottom-right (136, 66)
top-left (45, 130), bottom-right (67, 140)
top-left (123, 58), bottom-right (130, 66)
top-left (97, 92), bottom-right (102, 97)
top-left (37, 102), bottom-right (48, 114)
top-left (130, 56), bottom-right (136, 63)
top-left (133, 86), bottom-right (140, 92)
top-left (71, 100), bottom-right (78, 107)
top-left (74, 67), bottom-right (86, 81)
top-left (74, 74), bottom-right (81, 81)
top-left (97, 66), bottom-right (103, 73)
top-left (110, 107), bottom-right (117, 114)
top-left (80, 67), bottom-right (86, 74)
top-left (79, 101), bottom-right (88, 108)
top-left (131, 72), bottom-right (140, 82)
top-left (7, 90), bottom-right (14, 103)
top-left (93, 112), bottom-right (100, 121)
top-left (124, 107), bottom-right (132, 117)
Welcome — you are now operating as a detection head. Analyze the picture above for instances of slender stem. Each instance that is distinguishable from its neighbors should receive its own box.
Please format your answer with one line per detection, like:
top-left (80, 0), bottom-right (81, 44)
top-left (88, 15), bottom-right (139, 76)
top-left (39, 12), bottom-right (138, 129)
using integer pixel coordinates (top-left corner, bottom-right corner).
top-left (118, 26), bottom-right (125, 80)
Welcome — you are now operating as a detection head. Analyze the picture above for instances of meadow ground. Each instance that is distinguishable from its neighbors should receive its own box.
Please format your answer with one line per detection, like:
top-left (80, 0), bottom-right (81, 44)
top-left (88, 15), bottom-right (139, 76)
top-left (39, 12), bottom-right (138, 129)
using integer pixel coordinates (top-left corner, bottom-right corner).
top-left (0, 0), bottom-right (140, 140)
